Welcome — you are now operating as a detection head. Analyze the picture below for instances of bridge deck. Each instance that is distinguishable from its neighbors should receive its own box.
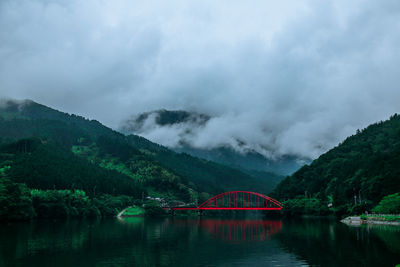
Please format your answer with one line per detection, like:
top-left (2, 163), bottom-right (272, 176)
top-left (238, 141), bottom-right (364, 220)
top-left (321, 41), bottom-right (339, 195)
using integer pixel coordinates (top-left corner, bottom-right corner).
top-left (166, 207), bottom-right (282, 210)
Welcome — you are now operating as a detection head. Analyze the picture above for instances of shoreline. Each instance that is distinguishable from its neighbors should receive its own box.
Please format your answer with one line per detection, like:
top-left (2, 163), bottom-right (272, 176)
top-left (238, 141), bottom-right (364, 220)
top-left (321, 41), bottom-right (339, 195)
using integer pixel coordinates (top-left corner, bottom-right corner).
top-left (341, 216), bottom-right (400, 226)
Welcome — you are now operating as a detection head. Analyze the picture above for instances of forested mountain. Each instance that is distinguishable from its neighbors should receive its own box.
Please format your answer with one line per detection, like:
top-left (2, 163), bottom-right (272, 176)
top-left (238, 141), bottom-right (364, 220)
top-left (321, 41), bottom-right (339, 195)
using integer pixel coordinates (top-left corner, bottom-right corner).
top-left (0, 138), bottom-right (143, 197)
top-left (0, 99), bottom-right (278, 200)
top-left (273, 114), bottom-right (400, 215)
top-left (120, 109), bottom-right (304, 176)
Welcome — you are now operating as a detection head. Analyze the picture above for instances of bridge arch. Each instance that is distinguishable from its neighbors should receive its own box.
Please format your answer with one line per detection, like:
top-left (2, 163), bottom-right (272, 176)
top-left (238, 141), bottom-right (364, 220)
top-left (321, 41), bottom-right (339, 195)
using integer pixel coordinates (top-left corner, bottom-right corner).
top-left (197, 191), bottom-right (282, 210)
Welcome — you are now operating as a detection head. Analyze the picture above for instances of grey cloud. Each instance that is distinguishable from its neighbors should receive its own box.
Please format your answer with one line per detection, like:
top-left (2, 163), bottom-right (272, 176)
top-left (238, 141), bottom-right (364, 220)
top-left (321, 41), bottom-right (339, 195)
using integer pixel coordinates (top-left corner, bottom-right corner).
top-left (1, 0), bottom-right (400, 159)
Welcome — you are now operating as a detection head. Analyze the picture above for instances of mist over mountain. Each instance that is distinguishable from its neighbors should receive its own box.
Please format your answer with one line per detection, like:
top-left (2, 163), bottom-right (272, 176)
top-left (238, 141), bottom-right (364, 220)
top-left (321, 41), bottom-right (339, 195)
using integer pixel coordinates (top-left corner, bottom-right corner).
top-left (120, 110), bottom-right (210, 145)
top-left (120, 109), bottom-right (308, 175)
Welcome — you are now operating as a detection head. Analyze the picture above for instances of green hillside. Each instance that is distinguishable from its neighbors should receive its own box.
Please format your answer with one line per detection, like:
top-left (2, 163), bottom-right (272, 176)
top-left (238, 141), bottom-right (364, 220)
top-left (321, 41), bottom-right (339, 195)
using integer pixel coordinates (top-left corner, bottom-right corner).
top-left (1, 138), bottom-right (143, 197)
top-left (273, 114), bottom-right (400, 216)
top-left (0, 100), bottom-right (277, 201)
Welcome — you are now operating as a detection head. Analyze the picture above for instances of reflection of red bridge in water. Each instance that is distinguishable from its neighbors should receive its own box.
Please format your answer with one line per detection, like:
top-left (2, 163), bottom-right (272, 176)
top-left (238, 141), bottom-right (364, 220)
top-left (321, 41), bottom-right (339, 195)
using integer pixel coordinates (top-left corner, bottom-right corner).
top-left (166, 191), bottom-right (283, 211)
top-left (173, 219), bottom-right (283, 241)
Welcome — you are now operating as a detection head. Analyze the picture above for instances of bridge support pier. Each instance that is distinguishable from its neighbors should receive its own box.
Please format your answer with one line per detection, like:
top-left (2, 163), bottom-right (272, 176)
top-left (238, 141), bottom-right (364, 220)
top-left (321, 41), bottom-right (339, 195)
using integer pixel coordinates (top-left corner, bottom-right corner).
top-left (197, 210), bottom-right (203, 217)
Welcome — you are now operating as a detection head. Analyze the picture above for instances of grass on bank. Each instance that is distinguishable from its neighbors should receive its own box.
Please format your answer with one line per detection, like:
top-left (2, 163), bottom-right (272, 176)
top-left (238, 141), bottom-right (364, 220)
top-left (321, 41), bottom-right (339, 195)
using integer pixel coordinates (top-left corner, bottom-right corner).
top-left (360, 214), bottom-right (400, 222)
top-left (121, 206), bottom-right (145, 216)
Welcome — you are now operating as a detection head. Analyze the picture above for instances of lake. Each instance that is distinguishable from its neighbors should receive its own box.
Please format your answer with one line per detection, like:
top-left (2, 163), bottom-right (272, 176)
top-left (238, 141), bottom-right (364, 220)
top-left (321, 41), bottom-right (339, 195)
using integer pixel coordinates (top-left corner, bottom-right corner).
top-left (1, 216), bottom-right (399, 266)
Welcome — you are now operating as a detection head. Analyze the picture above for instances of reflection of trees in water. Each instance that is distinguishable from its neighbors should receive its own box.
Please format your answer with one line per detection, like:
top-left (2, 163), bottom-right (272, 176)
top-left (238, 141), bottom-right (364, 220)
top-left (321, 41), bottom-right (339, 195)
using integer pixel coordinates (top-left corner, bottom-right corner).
top-left (365, 224), bottom-right (400, 254)
top-left (0, 220), bottom-right (99, 259)
top-left (273, 219), bottom-right (400, 267)
top-left (171, 219), bottom-right (282, 242)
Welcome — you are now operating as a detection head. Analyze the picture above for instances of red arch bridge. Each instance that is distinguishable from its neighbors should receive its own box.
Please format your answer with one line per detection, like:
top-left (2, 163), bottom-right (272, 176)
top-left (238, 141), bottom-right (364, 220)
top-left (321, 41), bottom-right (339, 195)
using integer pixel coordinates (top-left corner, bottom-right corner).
top-left (165, 191), bottom-right (282, 212)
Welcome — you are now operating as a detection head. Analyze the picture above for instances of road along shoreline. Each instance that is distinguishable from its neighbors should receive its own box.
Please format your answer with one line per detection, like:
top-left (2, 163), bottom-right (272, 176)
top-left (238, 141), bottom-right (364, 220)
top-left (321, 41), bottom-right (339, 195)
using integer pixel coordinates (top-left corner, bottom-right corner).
top-left (341, 216), bottom-right (400, 226)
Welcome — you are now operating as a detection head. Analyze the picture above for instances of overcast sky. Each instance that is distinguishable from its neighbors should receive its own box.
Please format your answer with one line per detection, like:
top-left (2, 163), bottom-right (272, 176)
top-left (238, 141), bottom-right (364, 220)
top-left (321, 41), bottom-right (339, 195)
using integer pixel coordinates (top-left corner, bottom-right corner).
top-left (1, 0), bottom-right (400, 159)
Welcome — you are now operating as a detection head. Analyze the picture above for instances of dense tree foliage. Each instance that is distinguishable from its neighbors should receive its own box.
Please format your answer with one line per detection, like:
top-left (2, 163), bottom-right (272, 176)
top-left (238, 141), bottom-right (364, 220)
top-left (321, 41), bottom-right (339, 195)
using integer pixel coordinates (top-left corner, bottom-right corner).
top-left (143, 201), bottom-right (166, 217)
top-left (0, 178), bottom-right (35, 221)
top-left (372, 193), bottom-right (400, 214)
top-left (281, 196), bottom-right (331, 217)
top-left (0, 139), bottom-right (144, 197)
top-left (0, 185), bottom-right (134, 221)
top-left (31, 189), bottom-right (95, 218)
top-left (273, 114), bottom-right (400, 216)
top-left (0, 144), bottom-right (136, 221)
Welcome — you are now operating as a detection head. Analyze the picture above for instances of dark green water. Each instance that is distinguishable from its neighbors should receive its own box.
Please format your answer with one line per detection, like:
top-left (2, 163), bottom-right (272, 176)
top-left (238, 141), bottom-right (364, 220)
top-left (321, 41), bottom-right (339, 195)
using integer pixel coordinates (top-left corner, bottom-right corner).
top-left (1, 217), bottom-right (400, 266)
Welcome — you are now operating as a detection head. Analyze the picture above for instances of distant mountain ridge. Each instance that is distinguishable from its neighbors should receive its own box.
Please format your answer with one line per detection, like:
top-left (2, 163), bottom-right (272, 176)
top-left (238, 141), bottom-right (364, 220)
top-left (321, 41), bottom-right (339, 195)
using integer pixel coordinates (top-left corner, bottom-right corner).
top-left (120, 109), bottom-right (306, 175)
top-left (174, 146), bottom-right (305, 176)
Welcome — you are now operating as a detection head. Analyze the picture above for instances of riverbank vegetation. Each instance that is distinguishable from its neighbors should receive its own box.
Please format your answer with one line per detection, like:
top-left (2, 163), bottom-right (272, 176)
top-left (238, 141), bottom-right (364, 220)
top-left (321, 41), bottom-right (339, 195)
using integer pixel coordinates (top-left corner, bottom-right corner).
top-left (360, 214), bottom-right (400, 222)
top-left (280, 196), bottom-right (331, 217)
top-left (121, 206), bottom-right (145, 216)
top-left (355, 193), bottom-right (400, 223)
top-left (0, 177), bottom-right (134, 221)
top-left (372, 193), bottom-right (400, 214)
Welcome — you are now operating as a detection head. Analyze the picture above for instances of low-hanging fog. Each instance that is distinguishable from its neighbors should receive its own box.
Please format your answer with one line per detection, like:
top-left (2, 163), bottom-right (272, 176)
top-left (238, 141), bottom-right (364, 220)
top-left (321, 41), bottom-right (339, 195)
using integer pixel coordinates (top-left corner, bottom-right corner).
top-left (1, 0), bottom-right (400, 159)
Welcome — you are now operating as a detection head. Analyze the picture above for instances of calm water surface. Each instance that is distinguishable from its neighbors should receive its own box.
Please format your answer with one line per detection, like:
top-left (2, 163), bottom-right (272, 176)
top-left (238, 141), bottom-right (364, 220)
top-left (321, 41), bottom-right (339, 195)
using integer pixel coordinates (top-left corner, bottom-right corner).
top-left (1, 216), bottom-right (400, 266)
